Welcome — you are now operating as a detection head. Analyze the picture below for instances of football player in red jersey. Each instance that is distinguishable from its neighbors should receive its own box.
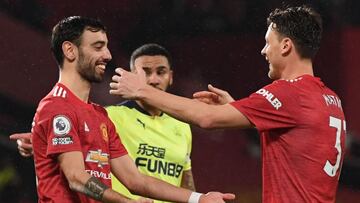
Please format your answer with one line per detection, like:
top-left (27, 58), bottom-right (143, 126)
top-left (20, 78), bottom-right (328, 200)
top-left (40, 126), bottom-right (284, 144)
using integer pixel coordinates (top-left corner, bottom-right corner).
top-left (110, 5), bottom-right (346, 203)
top-left (10, 16), bottom-right (235, 203)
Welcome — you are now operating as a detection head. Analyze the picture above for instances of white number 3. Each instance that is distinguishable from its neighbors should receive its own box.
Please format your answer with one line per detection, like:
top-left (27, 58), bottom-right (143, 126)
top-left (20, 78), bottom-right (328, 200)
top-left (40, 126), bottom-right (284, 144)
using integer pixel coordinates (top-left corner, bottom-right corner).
top-left (323, 116), bottom-right (346, 177)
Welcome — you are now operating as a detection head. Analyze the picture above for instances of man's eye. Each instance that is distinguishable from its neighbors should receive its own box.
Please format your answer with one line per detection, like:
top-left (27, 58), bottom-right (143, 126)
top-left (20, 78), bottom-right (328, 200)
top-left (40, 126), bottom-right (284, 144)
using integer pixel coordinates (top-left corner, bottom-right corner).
top-left (158, 70), bottom-right (166, 75)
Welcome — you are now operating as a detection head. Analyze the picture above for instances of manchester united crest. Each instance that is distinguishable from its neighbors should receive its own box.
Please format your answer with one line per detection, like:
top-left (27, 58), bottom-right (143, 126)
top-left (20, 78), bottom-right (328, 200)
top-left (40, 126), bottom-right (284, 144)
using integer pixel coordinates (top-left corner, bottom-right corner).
top-left (100, 123), bottom-right (108, 142)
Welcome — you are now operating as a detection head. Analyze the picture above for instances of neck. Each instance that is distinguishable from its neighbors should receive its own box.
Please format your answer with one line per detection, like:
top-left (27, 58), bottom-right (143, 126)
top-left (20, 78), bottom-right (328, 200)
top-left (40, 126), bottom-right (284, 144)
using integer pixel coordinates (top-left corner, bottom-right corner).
top-left (58, 65), bottom-right (91, 103)
top-left (136, 100), bottom-right (162, 116)
top-left (281, 57), bottom-right (314, 80)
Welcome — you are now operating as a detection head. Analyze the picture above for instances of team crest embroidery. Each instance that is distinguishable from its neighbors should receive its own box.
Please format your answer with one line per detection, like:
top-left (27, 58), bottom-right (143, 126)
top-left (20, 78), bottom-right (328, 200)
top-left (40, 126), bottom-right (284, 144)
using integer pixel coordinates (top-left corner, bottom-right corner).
top-left (100, 123), bottom-right (108, 142)
top-left (53, 115), bottom-right (71, 136)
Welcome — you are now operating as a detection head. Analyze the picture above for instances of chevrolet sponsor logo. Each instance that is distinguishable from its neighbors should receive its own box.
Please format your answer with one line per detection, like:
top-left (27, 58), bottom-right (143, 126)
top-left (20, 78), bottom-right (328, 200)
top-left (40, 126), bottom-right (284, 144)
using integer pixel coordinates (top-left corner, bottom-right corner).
top-left (85, 150), bottom-right (109, 168)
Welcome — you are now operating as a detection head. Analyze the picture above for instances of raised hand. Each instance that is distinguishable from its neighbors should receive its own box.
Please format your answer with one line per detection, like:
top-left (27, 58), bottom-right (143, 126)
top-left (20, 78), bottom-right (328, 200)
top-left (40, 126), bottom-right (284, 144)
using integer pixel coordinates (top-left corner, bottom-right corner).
top-left (9, 132), bottom-right (33, 157)
top-left (193, 84), bottom-right (234, 105)
top-left (200, 192), bottom-right (235, 203)
top-left (109, 67), bottom-right (147, 99)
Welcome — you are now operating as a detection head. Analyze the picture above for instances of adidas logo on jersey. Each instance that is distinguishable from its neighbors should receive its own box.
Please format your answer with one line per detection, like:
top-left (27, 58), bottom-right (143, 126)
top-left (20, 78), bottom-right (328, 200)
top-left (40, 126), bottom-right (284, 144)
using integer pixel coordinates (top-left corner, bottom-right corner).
top-left (52, 86), bottom-right (67, 98)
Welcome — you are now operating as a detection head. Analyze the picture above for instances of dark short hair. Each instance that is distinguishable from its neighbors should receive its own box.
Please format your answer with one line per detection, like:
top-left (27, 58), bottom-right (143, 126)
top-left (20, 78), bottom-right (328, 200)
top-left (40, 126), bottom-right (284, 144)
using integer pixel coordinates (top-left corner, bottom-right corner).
top-left (267, 5), bottom-right (322, 59)
top-left (51, 16), bottom-right (106, 67)
top-left (130, 43), bottom-right (172, 70)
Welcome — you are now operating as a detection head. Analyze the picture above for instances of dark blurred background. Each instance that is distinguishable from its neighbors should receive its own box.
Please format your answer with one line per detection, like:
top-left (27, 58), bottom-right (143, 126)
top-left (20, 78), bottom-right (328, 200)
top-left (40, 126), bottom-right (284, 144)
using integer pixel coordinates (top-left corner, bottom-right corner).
top-left (0, 0), bottom-right (359, 202)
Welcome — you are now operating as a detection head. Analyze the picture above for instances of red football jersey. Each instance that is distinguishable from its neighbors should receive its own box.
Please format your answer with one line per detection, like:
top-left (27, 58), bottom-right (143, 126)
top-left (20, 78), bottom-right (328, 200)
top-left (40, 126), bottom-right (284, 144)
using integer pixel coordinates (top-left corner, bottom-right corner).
top-left (31, 83), bottom-right (127, 203)
top-left (231, 75), bottom-right (346, 203)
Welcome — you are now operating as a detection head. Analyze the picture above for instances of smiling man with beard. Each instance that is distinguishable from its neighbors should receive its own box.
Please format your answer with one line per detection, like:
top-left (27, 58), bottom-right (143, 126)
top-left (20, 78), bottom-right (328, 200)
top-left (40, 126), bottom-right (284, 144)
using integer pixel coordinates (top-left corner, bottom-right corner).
top-left (22, 16), bottom-right (234, 203)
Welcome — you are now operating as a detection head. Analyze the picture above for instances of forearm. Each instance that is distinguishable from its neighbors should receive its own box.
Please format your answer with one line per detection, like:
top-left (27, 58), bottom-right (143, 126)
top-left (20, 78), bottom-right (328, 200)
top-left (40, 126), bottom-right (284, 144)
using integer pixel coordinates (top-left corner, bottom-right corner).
top-left (138, 85), bottom-right (214, 128)
top-left (69, 174), bottom-right (132, 203)
top-left (132, 174), bottom-right (192, 203)
top-left (59, 152), bottom-right (132, 203)
top-left (181, 170), bottom-right (196, 191)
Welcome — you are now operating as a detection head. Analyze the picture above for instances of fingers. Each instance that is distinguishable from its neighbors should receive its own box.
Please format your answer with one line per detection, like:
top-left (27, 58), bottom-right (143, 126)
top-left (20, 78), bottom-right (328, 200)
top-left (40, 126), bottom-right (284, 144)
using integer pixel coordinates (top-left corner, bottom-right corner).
top-left (17, 140), bottom-right (33, 157)
top-left (9, 132), bottom-right (31, 140)
top-left (19, 147), bottom-right (33, 157)
top-left (17, 138), bottom-right (33, 149)
top-left (109, 82), bottom-right (118, 89)
top-left (109, 74), bottom-right (121, 95)
top-left (114, 67), bottom-right (126, 75)
top-left (193, 91), bottom-right (220, 105)
top-left (222, 193), bottom-right (236, 200)
top-left (112, 74), bottom-right (121, 82)
top-left (193, 91), bottom-right (219, 100)
top-left (193, 91), bottom-right (212, 98)
top-left (10, 133), bottom-right (33, 157)
top-left (208, 84), bottom-right (226, 95)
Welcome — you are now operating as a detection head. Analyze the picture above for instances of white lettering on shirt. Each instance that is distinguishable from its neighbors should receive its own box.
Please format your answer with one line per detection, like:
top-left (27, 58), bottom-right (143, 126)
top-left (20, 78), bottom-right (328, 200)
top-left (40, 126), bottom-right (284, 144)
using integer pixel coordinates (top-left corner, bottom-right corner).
top-left (323, 94), bottom-right (342, 109)
top-left (85, 170), bottom-right (111, 180)
top-left (256, 88), bottom-right (282, 110)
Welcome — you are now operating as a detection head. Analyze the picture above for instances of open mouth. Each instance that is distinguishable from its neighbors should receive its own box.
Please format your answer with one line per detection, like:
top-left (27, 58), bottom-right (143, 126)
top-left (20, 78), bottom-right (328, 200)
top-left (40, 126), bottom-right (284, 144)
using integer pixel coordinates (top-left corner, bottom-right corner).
top-left (96, 64), bottom-right (106, 73)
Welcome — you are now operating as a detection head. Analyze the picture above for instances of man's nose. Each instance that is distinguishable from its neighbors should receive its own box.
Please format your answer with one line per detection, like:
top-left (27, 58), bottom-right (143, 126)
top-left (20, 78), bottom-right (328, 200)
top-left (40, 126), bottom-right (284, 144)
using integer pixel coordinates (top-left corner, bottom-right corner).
top-left (103, 48), bottom-right (112, 61)
top-left (147, 73), bottom-right (160, 85)
top-left (261, 47), bottom-right (266, 56)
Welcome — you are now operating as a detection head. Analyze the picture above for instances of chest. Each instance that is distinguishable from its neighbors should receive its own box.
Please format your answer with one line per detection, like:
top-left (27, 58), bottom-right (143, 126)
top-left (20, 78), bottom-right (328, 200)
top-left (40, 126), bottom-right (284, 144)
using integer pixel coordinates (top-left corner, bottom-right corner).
top-left (76, 108), bottom-right (111, 152)
top-left (116, 115), bottom-right (189, 164)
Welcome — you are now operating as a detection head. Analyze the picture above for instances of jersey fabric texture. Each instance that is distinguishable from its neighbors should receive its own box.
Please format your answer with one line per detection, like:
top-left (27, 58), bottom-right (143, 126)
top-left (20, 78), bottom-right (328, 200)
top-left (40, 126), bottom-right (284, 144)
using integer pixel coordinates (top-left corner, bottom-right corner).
top-left (231, 75), bottom-right (346, 203)
top-left (106, 100), bottom-right (192, 202)
top-left (32, 83), bottom-right (127, 203)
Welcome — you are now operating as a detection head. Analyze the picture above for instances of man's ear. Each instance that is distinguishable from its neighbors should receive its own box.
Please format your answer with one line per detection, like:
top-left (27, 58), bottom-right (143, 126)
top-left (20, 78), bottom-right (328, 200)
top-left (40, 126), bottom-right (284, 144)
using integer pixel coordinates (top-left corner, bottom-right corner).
top-left (62, 41), bottom-right (77, 62)
top-left (169, 70), bottom-right (173, 86)
top-left (281, 38), bottom-right (292, 55)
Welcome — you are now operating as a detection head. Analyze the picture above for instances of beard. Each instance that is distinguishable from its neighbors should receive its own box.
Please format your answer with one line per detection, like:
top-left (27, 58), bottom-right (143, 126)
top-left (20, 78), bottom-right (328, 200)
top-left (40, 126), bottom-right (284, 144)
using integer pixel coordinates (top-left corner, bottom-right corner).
top-left (77, 50), bottom-right (104, 83)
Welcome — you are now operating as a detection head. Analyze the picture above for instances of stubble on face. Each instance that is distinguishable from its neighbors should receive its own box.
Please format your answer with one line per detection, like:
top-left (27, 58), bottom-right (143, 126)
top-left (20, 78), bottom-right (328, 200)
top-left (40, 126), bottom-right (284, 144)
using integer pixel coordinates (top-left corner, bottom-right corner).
top-left (75, 30), bottom-right (111, 83)
top-left (77, 48), bottom-right (103, 83)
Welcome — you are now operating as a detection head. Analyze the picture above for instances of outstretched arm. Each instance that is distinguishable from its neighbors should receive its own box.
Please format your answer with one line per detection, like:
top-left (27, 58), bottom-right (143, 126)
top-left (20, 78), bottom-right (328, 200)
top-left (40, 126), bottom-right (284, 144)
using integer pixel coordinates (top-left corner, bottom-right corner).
top-left (110, 155), bottom-right (235, 203)
top-left (110, 68), bottom-right (252, 129)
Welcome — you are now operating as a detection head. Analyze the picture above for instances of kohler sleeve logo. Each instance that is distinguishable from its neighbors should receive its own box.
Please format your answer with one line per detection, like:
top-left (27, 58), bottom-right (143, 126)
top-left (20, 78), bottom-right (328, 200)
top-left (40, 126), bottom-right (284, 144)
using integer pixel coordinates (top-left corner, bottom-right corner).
top-left (256, 88), bottom-right (282, 110)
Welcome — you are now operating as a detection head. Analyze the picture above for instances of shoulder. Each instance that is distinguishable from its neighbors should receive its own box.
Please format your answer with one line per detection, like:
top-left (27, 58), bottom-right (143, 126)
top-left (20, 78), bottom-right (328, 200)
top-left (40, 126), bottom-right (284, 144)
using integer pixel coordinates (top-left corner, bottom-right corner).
top-left (106, 101), bottom-right (141, 123)
top-left (255, 79), bottom-right (301, 99)
top-left (93, 103), bottom-right (109, 116)
top-left (237, 79), bottom-right (301, 112)
top-left (106, 100), bottom-right (137, 111)
top-left (106, 100), bottom-right (138, 115)
top-left (37, 94), bottom-right (74, 116)
top-left (263, 79), bottom-right (298, 93)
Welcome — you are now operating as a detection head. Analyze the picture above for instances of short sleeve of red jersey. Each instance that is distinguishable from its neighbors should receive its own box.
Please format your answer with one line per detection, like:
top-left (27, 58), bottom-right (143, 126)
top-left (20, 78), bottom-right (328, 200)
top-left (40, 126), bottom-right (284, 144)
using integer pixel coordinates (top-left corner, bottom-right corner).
top-left (39, 101), bottom-right (82, 156)
top-left (107, 117), bottom-right (127, 159)
top-left (230, 81), bottom-right (298, 132)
